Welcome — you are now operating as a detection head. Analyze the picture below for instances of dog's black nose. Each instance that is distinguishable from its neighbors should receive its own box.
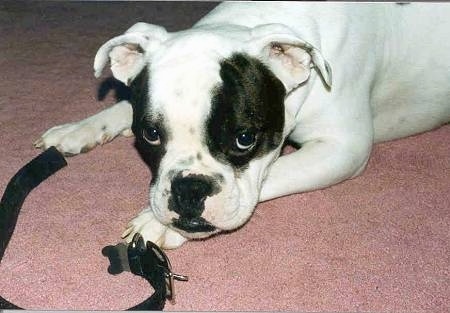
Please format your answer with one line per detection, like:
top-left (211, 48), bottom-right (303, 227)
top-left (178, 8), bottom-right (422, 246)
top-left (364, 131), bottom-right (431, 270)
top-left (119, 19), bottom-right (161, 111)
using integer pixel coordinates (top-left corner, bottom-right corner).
top-left (170, 175), bottom-right (213, 218)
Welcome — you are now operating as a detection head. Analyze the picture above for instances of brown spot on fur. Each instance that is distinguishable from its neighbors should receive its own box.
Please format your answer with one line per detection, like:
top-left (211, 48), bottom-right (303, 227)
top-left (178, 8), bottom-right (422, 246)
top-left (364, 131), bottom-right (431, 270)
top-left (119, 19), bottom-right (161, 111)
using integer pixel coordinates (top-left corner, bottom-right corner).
top-left (80, 143), bottom-right (97, 153)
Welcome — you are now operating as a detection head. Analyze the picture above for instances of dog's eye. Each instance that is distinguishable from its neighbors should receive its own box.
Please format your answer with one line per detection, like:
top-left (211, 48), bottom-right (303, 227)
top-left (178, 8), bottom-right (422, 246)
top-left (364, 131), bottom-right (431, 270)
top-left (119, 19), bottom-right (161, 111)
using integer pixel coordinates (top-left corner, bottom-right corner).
top-left (142, 127), bottom-right (161, 145)
top-left (236, 131), bottom-right (256, 150)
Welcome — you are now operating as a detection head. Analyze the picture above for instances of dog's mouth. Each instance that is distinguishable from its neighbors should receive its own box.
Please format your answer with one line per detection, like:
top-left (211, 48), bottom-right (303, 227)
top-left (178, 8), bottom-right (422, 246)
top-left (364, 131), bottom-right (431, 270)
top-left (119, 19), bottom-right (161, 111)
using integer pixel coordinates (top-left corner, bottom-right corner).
top-left (171, 217), bottom-right (216, 233)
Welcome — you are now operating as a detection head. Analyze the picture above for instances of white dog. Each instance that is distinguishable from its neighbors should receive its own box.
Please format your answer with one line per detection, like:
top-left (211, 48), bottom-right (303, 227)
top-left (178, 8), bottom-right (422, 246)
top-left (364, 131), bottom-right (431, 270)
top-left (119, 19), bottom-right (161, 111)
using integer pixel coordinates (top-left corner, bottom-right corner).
top-left (35, 2), bottom-right (450, 249)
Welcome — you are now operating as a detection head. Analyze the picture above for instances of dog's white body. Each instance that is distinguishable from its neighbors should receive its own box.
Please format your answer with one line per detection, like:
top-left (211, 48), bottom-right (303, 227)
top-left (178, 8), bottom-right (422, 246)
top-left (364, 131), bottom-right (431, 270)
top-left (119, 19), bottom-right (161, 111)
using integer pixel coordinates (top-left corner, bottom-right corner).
top-left (36, 2), bottom-right (450, 248)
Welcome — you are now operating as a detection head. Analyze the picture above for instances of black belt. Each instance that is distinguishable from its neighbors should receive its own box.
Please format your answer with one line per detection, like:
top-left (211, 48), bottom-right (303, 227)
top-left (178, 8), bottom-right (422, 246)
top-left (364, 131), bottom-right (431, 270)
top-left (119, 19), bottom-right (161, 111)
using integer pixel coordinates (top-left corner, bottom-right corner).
top-left (0, 147), bottom-right (187, 310)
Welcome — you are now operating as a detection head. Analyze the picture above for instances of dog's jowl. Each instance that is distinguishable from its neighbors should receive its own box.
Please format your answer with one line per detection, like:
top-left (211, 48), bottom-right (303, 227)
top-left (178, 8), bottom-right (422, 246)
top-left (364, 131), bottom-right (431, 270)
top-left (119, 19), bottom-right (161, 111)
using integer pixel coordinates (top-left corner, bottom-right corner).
top-left (35, 3), bottom-right (450, 249)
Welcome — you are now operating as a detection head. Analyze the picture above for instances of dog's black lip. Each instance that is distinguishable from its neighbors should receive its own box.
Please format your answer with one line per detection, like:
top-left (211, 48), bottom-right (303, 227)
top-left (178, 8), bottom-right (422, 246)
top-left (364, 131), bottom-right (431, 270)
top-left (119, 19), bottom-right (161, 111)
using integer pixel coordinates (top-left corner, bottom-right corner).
top-left (172, 217), bottom-right (216, 233)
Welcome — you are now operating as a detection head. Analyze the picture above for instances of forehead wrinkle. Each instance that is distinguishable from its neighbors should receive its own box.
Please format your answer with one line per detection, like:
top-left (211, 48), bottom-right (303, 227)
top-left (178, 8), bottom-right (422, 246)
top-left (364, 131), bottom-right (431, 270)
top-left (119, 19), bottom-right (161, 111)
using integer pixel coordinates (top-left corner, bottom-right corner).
top-left (160, 76), bottom-right (216, 125)
top-left (150, 56), bottom-right (221, 104)
top-left (150, 63), bottom-right (222, 147)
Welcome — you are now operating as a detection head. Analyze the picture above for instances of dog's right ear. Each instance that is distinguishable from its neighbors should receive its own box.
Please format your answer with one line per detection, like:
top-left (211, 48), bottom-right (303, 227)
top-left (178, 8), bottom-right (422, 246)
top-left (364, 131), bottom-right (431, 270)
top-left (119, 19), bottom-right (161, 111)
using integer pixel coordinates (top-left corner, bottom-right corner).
top-left (94, 23), bottom-right (169, 86)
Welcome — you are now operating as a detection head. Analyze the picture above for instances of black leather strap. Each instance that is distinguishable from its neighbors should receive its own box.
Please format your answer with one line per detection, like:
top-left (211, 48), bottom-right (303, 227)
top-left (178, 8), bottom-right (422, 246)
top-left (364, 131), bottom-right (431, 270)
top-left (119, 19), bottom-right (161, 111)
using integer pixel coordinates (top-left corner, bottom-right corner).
top-left (0, 147), bottom-right (170, 310)
top-left (0, 147), bottom-right (67, 261)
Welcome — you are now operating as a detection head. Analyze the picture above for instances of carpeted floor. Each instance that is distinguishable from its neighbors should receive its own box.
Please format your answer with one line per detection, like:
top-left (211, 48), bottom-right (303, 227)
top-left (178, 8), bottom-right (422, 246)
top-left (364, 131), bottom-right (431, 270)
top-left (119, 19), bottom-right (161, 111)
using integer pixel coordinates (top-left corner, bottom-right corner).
top-left (0, 1), bottom-right (449, 312)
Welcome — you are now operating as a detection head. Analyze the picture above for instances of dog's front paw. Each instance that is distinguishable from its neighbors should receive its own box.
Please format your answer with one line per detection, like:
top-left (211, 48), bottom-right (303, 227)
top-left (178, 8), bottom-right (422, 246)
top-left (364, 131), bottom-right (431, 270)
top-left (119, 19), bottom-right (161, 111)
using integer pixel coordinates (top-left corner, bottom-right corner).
top-left (34, 121), bottom-right (117, 156)
top-left (121, 209), bottom-right (187, 250)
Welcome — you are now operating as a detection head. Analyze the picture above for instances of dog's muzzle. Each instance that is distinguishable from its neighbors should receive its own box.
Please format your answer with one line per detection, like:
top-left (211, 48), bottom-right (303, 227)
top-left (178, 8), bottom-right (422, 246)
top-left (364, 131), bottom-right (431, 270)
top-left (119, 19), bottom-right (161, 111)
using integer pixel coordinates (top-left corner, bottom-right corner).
top-left (168, 174), bottom-right (217, 233)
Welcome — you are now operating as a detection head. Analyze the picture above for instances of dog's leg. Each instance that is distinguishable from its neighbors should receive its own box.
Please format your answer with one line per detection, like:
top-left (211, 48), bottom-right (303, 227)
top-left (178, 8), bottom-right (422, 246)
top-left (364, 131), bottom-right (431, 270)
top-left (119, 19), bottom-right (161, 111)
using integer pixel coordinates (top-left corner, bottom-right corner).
top-left (259, 137), bottom-right (372, 201)
top-left (34, 100), bottom-right (133, 156)
top-left (121, 208), bottom-right (187, 249)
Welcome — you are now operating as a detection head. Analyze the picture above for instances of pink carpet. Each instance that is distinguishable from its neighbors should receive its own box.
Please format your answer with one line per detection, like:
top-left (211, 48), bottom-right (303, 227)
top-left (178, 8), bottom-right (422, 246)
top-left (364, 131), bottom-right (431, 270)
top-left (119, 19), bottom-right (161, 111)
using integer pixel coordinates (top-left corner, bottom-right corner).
top-left (0, 2), bottom-right (449, 312)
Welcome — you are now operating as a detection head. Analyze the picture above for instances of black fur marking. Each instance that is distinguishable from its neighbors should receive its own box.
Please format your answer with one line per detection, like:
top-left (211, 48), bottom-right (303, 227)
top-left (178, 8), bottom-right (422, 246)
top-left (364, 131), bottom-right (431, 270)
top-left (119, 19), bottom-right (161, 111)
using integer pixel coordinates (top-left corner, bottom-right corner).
top-left (212, 173), bottom-right (225, 183)
top-left (97, 76), bottom-right (132, 102)
top-left (129, 66), bottom-right (168, 184)
top-left (206, 53), bottom-right (286, 169)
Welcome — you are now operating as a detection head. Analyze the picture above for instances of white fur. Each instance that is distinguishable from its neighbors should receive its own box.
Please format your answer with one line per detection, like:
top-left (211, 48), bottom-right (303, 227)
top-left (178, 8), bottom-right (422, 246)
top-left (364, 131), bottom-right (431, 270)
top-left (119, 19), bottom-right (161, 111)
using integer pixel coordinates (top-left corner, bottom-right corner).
top-left (36, 2), bottom-right (450, 249)
top-left (34, 100), bottom-right (133, 154)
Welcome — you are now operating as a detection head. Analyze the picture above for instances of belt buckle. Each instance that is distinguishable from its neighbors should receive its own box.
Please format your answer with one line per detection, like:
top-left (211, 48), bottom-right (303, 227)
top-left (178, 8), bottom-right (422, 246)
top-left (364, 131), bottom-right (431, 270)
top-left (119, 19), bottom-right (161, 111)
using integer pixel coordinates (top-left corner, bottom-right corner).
top-left (145, 240), bottom-right (189, 303)
top-left (129, 234), bottom-right (188, 304)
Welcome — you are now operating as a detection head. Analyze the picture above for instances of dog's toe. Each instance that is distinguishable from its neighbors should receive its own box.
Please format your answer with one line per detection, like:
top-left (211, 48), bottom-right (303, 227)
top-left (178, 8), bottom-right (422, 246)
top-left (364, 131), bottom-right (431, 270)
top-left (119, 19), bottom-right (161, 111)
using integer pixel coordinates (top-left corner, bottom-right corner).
top-left (33, 138), bottom-right (44, 149)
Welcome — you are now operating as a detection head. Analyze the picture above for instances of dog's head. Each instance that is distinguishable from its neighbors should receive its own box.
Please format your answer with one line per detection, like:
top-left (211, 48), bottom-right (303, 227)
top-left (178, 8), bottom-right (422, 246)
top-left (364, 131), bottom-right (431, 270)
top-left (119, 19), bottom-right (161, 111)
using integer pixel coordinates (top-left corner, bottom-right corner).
top-left (94, 22), bottom-right (331, 239)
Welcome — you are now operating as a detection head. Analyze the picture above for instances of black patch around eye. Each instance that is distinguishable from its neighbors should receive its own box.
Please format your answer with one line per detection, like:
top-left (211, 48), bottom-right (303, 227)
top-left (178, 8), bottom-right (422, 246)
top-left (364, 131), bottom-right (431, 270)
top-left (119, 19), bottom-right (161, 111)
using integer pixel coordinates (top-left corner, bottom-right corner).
top-left (206, 53), bottom-right (286, 169)
top-left (129, 66), bottom-right (168, 184)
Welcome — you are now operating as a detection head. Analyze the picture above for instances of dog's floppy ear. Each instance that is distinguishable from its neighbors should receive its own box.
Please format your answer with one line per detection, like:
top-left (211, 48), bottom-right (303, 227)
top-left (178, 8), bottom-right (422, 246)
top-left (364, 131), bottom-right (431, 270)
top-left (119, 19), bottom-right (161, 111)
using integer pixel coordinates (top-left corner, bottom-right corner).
top-left (94, 23), bottom-right (169, 85)
top-left (247, 23), bottom-right (332, 92)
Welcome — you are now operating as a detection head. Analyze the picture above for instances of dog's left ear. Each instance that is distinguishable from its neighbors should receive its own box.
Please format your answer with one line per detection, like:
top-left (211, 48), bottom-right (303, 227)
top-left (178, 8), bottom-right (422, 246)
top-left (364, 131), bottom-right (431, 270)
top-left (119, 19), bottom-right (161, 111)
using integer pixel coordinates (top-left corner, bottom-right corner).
top-left (93, 23), bottom-right (169, 85)
top-left (247, 24), bottom-right (332, 92)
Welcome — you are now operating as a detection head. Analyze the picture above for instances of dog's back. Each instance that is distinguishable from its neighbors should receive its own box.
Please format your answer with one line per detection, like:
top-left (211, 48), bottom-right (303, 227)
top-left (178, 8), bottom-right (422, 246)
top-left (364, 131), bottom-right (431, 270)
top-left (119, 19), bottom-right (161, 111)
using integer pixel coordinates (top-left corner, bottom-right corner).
top-left (370, 4), bottom-right (450, 141)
